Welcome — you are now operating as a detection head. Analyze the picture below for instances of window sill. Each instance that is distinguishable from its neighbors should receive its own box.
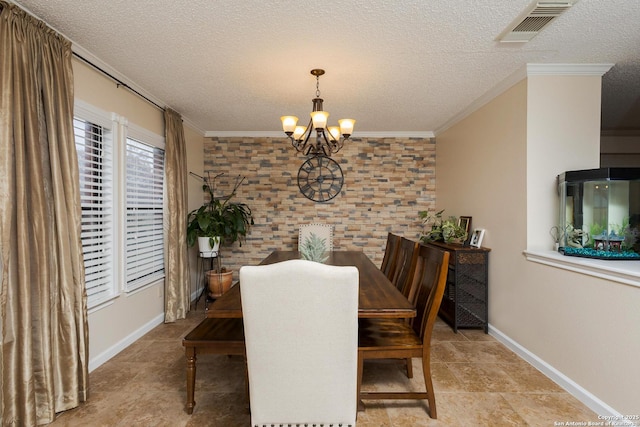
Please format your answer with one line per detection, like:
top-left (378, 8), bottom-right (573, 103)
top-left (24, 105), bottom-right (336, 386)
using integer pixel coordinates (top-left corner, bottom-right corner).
top-left (125, 277), bottom-right (164, 296)
top-left (524, 250), bottom-right (640, 288)
top-left (87, 295), bottom-right (118, 314)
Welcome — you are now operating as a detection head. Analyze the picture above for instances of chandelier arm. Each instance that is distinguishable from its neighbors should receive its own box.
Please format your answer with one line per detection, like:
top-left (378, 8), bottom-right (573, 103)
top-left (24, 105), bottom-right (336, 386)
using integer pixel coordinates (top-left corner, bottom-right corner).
top-left (326, 130), bottom-right (344, 155)
top-left (327, 128), bottom-right (339, 143)
top-left (300, 117), bottom-right (314, 152)
top-left (292, 117), bottom-right (314, 154)
top-left (291, 138), bottom-right (300, 151)
top-left (304, 144), bottom-right (314, 156)
top-left (321, 142), bottom-right (329, 157)
top-left (320, 130), bottom-right (333, 156)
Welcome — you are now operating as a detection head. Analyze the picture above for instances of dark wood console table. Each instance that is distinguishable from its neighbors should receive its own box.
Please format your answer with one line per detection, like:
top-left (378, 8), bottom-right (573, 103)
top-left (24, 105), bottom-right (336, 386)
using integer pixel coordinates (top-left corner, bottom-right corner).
top-left (423, 241), bottom-right (491, 333)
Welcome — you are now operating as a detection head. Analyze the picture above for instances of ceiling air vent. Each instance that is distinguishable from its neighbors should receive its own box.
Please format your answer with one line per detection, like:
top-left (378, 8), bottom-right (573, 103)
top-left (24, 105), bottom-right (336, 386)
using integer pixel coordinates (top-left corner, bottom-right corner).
top-left (497, 1), bottom-right (576, 43)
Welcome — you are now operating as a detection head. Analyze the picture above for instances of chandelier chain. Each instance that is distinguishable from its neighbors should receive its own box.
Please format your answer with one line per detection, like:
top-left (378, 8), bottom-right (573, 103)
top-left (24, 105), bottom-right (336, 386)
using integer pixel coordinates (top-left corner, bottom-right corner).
top-left (316, 75), bottom-right (321, 98)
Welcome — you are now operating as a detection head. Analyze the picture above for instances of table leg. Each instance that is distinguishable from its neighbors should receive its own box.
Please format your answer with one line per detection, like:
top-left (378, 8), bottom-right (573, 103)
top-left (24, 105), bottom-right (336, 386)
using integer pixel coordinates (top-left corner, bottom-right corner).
top-left (185, 348), bottom-right (197, 414)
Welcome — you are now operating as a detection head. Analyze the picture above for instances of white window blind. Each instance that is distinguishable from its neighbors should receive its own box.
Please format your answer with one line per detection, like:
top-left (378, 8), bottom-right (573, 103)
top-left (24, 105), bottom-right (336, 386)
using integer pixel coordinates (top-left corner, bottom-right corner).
top-left (74, 117), bottom-right (115, 307)
top-left (125, 137), bottom-right (165, 290)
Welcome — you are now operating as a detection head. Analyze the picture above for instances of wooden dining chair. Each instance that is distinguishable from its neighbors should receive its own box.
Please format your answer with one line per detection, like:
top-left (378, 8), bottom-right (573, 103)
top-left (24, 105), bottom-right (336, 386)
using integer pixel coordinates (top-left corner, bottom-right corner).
top-left (357, 244), bottom-right (450, 419)
top-left (298, 223), bottom-right (334, 252)
top-left (382, 236), bottom-right (420, 378)
top-left (240, 259), bottom-right (359, 427)
top-left (380, 232), bottom-right (402, 280)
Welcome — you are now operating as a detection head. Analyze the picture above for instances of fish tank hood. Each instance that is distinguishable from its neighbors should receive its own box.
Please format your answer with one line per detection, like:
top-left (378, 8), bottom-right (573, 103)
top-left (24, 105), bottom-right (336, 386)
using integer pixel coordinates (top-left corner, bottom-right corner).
top-left (556, 167), bottom-right (640, 260)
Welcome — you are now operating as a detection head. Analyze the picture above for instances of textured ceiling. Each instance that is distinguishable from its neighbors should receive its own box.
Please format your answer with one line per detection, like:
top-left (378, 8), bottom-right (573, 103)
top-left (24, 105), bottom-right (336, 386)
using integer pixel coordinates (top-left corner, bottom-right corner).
top-left (11, 0), bottom-right (640, 135)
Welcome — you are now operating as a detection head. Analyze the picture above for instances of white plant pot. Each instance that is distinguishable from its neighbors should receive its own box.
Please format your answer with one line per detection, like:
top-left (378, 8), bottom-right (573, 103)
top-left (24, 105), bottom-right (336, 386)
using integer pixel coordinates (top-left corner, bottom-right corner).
top-left (197, 236), bottom-right (220, 258)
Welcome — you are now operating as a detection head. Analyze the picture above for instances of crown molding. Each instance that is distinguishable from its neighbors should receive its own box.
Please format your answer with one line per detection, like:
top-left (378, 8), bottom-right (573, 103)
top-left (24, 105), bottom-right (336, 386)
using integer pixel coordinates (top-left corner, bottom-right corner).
top-left (435, 63), bottom-right (615, 136)
top-left (525, 63), bottom-right (614, 76)
top-left (204, 130), bottom-right (435, 139)
top-left (352, 131), bottom-right (435, 139)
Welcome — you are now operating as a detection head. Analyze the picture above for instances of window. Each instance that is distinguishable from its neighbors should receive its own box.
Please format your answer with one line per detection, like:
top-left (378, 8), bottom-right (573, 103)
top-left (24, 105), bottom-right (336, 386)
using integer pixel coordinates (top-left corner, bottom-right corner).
top-left (74, 116), bottom-right (115, 307)
top-left (74, 101), bottom-right (165, 308)
top-left (125, 137), bottom-right (165, 291)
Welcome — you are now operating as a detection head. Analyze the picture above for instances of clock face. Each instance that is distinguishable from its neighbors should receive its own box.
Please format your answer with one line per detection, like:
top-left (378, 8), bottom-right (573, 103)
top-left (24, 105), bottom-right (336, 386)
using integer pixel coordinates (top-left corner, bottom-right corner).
top-left (297, 155), bottom-right (344, 202)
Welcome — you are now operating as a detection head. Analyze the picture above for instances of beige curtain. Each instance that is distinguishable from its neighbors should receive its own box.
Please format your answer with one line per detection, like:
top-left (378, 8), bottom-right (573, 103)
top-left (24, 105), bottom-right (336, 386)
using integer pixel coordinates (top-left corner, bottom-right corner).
top-left (164, 109), bottom-right (190, 322)
top-left (0, 2), bottom-right (89, 425)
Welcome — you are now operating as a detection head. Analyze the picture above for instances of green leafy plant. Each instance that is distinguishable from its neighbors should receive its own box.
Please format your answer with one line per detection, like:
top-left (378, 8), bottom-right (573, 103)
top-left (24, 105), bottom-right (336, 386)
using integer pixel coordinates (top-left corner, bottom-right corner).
top-left (586, 222), bottom-right (606, 248)
top-left (419, 209), bottom-right (468, 244)
top-left (300, 232), bottom-right (329, 263)
top-left (186, 172), bottom-right (254, 248)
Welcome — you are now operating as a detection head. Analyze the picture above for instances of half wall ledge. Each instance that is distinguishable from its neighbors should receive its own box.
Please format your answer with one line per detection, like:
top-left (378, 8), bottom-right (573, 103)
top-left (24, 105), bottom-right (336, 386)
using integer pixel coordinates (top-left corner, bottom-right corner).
top-left (524, 250), bottom-right (640, 289)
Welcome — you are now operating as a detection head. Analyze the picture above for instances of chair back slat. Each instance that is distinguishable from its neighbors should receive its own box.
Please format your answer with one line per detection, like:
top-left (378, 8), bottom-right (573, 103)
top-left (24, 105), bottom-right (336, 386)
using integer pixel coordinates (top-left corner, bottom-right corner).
top-left (380, 232), bottom-right (402, 279)
top-left (410, 245), bottom-right (450, 341)
top-left (390, 237), bottom-right (420, 300)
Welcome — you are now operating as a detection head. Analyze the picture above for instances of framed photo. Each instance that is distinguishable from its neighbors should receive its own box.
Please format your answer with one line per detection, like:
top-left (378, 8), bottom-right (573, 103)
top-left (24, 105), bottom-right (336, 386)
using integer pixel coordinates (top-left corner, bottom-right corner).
top-left (457, 216), bottom-right (472, 244)
top-left (469, 228), bottom-right (485, 248)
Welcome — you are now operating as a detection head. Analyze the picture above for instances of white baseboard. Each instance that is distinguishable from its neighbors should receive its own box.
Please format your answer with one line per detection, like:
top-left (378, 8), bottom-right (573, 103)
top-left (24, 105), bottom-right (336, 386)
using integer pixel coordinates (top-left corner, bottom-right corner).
top-left (88, 313), bottom-right (165, 372)
top-left (88, 289), bottom-right (204, 373)
top-left (489, 324), bottom-right (636, 426)
top-left (191, 288), bottom-right (201, 302)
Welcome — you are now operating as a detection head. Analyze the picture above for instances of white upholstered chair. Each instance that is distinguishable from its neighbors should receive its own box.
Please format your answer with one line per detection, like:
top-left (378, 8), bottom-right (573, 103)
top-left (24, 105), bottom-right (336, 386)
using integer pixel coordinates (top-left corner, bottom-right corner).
top-left (239, 259), bottom-right (359, 427)
top-left (298, 223), bottom-right (334, 252)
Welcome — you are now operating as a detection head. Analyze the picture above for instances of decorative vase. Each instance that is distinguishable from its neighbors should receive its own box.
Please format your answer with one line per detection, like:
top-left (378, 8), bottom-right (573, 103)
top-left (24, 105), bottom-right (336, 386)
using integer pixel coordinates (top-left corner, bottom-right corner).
top-left (197, 236), bottom-right (220, 258)
top-left (206, 269), bottom-right (233, 298)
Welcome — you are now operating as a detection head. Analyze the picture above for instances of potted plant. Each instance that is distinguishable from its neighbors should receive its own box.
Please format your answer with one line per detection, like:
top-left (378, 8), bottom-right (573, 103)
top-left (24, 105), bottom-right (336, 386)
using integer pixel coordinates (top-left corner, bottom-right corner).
top-left (419, 209), bottom-right (468, 244)
top-left (187, 172), bottom-right (254, 297)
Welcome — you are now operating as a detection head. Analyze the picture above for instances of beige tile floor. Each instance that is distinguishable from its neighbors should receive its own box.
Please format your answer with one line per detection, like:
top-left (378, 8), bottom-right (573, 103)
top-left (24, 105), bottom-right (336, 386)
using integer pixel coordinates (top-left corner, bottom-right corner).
top-left (50, 305), bottom-right (599, 426)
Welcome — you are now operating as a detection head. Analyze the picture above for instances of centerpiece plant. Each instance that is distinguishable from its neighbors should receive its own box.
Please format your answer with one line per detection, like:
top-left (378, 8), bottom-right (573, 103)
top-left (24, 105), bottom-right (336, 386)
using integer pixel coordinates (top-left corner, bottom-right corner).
top-left (419, 209), bottom-right (468, 244)
top-left (300, 233), bottom-right (329, 263)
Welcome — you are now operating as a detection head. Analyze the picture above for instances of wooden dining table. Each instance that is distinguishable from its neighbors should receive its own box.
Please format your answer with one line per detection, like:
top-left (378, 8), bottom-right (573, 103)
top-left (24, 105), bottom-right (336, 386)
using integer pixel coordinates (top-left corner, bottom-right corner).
top-left (207, 250), bottom-right (416, 319)
top-left (184, 250), bottom-right (415, 414)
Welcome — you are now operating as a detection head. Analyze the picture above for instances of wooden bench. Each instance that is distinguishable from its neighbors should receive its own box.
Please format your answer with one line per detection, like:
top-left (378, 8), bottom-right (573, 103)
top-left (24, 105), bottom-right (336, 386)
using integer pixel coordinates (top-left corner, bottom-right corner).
top-left (182, 317), bottom-right (245, 414)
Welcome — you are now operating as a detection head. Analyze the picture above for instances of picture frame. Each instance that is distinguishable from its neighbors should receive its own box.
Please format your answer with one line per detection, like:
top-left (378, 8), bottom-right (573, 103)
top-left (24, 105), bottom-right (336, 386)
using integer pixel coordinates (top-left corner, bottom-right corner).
top-left (469, 228), bottom-right (485, 248)
top-left (457, 216), bottom-right (472, 244)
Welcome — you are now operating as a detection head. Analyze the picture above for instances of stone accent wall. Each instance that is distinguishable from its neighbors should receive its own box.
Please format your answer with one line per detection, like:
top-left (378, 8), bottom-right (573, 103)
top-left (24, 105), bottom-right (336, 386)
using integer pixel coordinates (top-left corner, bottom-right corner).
top-left (203, 136), bottom-right (436, 279)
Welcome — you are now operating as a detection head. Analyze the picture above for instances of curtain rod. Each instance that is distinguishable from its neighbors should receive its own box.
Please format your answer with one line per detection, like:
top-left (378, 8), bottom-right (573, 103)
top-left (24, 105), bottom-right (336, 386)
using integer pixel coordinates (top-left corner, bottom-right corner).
top-left (72, 51), bottom-right (165, 112)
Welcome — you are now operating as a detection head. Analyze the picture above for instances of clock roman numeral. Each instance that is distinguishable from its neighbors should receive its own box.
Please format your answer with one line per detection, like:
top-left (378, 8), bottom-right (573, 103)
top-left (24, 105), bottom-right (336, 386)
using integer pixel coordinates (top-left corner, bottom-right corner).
top-left (300, 183), bottom-right (315, 199)
top-left (300, 163), bottom-right (313, 174)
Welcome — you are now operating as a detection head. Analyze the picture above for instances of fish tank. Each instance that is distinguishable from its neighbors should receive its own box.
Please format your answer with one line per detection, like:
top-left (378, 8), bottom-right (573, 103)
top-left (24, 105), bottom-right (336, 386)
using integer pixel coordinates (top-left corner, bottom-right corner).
top-left (557, 168), bottom-right (640, 260)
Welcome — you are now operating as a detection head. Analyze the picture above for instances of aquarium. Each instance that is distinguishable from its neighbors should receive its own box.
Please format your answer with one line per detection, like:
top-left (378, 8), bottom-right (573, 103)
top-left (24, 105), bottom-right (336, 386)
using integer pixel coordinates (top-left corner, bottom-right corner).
top-left (557, 168), bottom-right (640, 260)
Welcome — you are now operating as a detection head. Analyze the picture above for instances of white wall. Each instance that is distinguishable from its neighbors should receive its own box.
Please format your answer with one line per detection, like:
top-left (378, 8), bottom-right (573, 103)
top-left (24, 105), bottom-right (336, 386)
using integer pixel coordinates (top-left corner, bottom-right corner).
top-left (526, 75), bottom-right (602, 250)
top-left (73, 58), bottom-right (204, 370)
top-left (436, 69), bottom-right (640, 415)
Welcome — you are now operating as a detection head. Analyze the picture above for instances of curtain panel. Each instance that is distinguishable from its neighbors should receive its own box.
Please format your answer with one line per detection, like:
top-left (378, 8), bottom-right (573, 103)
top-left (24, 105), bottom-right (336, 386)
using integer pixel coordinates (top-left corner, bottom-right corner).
top-left (163, 109), bottom-right (190, 322)
top-left (0, 2), bottom-right (89, 425)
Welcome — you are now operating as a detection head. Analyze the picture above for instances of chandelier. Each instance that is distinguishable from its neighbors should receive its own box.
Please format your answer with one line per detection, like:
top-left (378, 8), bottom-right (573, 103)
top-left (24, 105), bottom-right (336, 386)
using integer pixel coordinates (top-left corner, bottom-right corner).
top-left (281, 69), bottom-right (355, 157)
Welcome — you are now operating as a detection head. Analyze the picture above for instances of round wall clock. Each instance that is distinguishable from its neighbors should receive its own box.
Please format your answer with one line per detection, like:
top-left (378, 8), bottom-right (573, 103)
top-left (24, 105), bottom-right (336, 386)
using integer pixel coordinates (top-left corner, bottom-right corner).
top-left (297, 155), bottom-right (344, 202)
